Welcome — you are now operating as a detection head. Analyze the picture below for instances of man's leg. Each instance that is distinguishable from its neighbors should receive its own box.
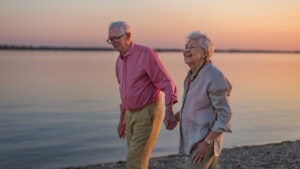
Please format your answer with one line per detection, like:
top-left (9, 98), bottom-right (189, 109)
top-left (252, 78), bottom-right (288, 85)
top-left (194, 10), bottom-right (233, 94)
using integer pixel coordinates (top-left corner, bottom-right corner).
top-left (126, 102), bottom-right (163, 169)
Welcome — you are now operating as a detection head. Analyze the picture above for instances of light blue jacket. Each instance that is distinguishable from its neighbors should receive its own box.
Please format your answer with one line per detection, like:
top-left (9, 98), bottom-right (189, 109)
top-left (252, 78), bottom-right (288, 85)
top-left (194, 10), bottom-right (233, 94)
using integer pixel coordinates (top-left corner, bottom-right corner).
top-left (179, 62), bottom-right (232, 156)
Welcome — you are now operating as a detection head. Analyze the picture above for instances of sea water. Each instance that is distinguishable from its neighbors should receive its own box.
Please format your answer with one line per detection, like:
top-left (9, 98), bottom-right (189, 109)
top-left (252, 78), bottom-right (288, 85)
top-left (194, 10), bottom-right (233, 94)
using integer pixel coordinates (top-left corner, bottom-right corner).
top-left (0, 51), bottom-right (300, 169)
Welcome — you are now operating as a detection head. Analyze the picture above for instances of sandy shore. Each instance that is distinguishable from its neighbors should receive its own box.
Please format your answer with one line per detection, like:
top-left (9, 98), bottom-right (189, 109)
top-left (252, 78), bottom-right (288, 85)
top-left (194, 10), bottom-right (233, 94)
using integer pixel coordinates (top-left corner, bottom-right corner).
top-left (65, 140), bottom-right (300, 169)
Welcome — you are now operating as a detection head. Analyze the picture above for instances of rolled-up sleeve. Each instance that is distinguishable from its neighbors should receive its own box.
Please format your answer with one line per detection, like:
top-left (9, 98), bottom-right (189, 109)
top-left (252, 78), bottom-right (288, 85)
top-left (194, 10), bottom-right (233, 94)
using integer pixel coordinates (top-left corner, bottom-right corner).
top-left (207, 71), bottom-right (232, 133)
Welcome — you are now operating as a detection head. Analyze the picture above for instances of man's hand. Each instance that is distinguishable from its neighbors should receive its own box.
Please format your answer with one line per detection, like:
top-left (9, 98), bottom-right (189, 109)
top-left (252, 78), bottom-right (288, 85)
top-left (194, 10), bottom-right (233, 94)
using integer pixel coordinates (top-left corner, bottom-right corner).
top-left (117, 117), bottom-right (126, 139)
top-left (163, 105), bottom-right (178, 130)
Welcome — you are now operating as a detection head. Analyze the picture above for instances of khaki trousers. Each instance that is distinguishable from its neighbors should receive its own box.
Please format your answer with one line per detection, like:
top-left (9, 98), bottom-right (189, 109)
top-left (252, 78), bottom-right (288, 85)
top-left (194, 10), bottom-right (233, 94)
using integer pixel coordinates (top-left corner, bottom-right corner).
top-left (184, 144), bottom-right (219, 169)
top-left (125, 101), bottom-right (163, 169)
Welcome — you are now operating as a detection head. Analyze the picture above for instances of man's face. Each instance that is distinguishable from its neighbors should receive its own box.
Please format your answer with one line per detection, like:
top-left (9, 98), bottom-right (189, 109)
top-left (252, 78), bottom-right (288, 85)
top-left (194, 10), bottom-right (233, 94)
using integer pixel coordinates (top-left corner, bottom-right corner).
top-left (108, 27), bottom-right (130, 53)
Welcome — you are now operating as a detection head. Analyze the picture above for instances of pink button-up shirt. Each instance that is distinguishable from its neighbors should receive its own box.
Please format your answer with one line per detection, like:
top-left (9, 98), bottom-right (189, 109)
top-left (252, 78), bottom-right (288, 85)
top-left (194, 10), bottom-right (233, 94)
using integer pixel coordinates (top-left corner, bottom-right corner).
top-left (115, 43), bottom-right (177, 113)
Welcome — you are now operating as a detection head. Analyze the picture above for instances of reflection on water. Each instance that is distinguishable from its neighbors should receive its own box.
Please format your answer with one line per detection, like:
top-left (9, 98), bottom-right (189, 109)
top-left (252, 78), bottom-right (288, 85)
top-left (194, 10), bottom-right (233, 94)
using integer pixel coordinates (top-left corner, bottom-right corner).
top-left (0, 51), bottom-right (300, 169)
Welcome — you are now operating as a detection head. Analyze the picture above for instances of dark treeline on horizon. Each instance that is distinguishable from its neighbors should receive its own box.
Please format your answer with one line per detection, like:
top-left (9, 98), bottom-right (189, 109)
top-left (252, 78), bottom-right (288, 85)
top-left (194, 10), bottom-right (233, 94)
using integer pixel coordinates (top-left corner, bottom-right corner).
top-left (0, 44), bottom-right (299, 54)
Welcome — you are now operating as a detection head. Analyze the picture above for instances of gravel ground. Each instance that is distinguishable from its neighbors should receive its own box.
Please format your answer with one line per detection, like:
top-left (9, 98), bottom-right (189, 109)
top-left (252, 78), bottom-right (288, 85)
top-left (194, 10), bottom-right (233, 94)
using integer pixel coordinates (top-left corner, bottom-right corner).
top-left (64, 140), bottom-right (300, 169)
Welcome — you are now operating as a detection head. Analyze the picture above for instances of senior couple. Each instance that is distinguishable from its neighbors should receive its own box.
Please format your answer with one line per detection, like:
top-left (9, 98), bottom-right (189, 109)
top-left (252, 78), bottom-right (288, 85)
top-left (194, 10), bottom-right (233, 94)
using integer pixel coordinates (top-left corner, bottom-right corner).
top-left (107, 21), bottom-right (232, 169)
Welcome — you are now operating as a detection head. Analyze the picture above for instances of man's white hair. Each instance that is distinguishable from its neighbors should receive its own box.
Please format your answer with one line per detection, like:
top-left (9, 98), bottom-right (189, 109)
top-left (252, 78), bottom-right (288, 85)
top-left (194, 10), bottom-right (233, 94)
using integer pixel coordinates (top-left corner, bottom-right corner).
top-left (187, 31), bottom-right (214, 58)
top-left (109, 21), bottom-right (131, 34)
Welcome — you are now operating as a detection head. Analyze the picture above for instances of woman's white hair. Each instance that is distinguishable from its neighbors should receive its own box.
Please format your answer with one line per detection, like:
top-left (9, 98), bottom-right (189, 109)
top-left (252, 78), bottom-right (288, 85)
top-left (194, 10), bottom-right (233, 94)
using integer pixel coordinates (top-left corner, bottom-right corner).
top-left (187, 31), bottom-right (214, 59)
top-left (109, 21), bottom-right (131, 34)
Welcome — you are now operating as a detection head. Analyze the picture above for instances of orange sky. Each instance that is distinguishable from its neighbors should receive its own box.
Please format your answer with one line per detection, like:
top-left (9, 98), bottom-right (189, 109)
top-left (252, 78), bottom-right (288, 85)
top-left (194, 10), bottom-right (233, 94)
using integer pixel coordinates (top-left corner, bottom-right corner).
top-left (0, 0), bottom-right (299, 50)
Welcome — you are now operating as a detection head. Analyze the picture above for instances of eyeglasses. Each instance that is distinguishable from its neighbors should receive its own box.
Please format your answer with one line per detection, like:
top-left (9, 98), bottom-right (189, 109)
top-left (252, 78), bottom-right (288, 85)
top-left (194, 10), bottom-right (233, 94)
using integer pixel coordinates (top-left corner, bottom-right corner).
top-left (106, 34), bottom-right (126, 44)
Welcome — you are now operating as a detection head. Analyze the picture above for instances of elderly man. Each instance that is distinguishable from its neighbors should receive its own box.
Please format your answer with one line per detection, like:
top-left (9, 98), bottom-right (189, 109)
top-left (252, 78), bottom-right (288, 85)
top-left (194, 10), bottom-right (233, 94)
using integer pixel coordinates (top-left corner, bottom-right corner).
top-left (107, 21), bottom-right (178, 169)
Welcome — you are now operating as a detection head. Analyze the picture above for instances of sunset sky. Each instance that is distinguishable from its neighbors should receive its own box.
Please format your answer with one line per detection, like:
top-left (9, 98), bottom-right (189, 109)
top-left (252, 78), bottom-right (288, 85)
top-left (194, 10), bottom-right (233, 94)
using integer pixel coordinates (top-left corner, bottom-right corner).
top-left (0, 0), bottom-right (300, 50)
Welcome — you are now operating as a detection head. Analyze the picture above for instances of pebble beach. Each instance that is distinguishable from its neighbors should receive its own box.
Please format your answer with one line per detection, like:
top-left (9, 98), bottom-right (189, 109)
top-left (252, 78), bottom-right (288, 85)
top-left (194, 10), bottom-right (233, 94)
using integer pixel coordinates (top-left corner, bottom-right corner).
top-left (65, 140), bottom-right (300, 169)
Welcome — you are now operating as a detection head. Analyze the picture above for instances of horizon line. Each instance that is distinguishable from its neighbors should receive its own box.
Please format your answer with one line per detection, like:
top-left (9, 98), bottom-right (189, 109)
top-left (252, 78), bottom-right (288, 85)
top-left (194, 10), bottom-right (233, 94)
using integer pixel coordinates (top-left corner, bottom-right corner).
top-left (0, 44), bottom-right (299, 54)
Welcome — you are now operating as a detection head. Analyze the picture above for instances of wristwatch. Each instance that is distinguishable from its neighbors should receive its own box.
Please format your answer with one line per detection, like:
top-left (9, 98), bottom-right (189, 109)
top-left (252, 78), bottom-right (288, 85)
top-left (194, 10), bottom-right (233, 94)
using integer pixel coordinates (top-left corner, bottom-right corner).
top-left (204, 138), bottom-right (212, 145)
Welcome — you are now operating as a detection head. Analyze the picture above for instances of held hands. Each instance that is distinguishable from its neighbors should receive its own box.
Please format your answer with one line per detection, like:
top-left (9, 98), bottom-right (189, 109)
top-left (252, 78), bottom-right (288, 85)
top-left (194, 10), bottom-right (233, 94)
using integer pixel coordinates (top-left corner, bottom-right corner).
top-left (163, 105), bottom-right (178, 130)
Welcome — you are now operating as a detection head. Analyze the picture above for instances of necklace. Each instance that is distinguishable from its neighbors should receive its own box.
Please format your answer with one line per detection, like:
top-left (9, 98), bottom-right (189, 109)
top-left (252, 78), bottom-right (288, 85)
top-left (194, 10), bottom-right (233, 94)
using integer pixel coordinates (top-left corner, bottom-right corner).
top-left (189, 61), bottom-right (208, 82)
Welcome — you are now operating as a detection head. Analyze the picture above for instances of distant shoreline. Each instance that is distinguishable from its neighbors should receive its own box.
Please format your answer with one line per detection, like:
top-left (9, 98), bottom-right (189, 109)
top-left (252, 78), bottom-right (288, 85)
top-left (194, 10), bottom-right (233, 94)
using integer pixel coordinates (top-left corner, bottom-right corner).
top-left (0, 45), bottom-right (299, 54)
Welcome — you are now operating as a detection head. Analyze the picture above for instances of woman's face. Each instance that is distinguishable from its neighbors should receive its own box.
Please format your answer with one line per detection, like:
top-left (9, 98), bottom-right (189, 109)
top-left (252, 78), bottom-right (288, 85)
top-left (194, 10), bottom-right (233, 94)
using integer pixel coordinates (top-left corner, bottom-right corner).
top-left (183, 39), bottom-right (205, 65)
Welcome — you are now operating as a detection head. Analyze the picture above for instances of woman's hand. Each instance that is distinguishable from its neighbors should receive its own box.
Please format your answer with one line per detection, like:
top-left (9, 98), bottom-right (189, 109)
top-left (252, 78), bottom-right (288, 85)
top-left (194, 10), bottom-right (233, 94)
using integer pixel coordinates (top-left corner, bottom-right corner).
top-left (191, 141), bottom-right (211, 164)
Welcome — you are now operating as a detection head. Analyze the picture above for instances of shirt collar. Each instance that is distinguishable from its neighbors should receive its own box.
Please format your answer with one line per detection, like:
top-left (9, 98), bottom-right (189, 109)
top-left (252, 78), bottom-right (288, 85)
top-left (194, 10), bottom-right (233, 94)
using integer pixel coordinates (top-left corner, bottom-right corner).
top-left (120, 42), bottom-right (135, 60)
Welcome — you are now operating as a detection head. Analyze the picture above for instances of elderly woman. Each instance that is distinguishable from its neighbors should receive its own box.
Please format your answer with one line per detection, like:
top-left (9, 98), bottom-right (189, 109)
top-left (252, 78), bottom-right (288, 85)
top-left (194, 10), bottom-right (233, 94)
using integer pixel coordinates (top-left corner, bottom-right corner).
top-left (179, 31), bottom-right (232, 169)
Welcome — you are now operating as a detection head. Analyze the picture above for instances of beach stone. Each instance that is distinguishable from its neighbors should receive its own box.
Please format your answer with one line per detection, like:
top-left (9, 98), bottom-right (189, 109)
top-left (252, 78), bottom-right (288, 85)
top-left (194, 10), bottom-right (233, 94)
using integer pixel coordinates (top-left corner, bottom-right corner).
top-left (64, 140), bottom-right (300, 169)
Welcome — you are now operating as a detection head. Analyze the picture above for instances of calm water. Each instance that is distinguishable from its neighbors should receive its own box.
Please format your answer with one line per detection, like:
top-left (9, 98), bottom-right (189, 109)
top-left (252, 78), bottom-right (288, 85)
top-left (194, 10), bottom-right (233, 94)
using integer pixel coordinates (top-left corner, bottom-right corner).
top-left (0, 51), bottom-right (300, 169)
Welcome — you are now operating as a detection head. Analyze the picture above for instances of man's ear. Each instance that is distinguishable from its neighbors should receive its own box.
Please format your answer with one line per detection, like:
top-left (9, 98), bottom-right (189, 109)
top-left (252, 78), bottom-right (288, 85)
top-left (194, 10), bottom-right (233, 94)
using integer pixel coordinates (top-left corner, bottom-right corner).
top-left (126, 32), bottom-right (131, 40)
